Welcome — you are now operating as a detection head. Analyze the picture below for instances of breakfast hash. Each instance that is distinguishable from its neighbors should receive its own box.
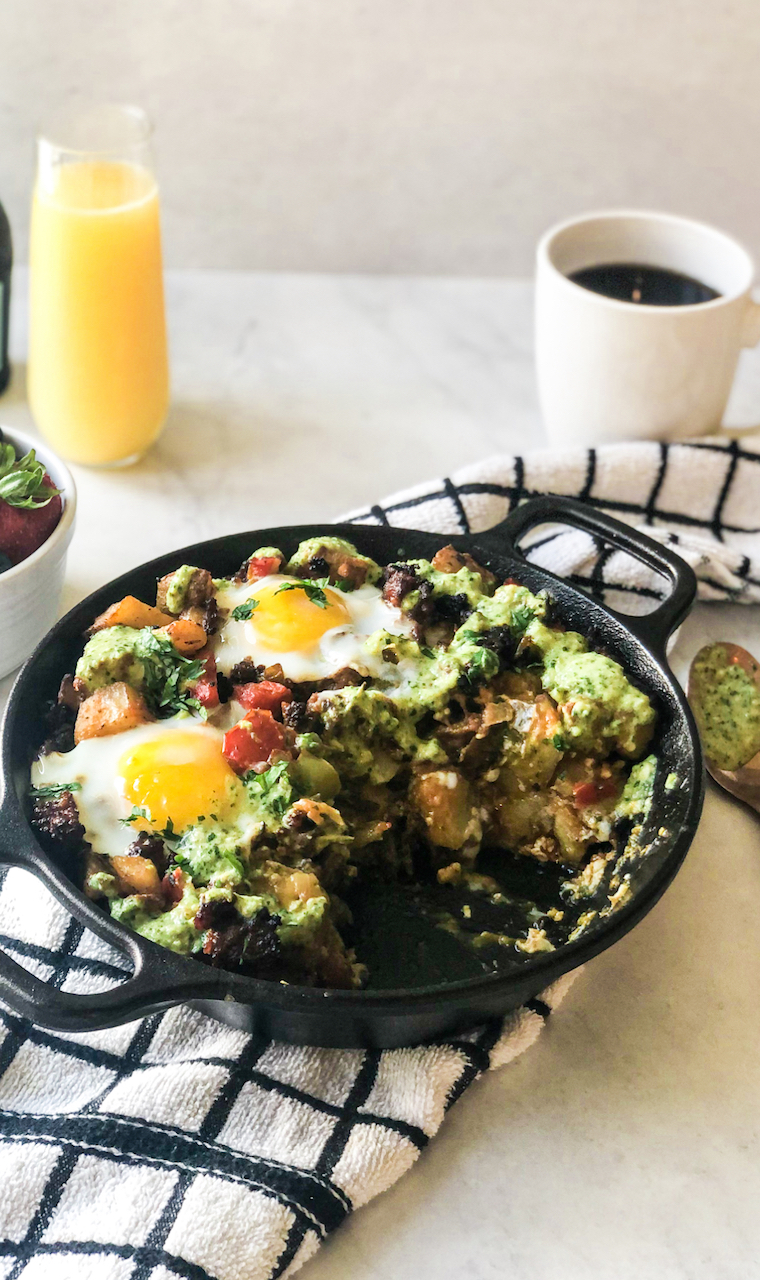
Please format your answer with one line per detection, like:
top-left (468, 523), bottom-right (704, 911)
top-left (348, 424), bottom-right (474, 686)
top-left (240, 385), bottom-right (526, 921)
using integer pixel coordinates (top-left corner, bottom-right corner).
top-left (29, 535), bottom-right (658, 988)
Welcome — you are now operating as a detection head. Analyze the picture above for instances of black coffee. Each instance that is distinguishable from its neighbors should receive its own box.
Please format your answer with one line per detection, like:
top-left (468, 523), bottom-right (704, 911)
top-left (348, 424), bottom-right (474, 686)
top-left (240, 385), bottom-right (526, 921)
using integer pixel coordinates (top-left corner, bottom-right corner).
top-left (568, 262), bottom-right (720, 307)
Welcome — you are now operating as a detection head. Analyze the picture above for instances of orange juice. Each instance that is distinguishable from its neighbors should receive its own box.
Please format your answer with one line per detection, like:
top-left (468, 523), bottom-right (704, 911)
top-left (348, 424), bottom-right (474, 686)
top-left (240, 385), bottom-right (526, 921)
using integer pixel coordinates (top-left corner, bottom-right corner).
top-left (28, 160), bottom-right (169, 466)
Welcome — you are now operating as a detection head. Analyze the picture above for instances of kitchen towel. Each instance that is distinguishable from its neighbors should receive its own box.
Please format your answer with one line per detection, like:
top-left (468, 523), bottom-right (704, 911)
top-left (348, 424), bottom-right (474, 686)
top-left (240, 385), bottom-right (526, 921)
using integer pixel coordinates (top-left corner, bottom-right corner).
top-left (0, 873), bottom-right (575, 1280)
top-left (1, 431), bottom-right (756, 1280)
top-left (345, 434), bottom-right (760, 609)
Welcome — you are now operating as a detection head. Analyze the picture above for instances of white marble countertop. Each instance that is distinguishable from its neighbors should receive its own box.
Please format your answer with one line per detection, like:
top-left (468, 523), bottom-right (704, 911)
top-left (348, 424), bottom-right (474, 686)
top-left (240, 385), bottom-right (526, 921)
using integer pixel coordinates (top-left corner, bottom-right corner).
top-left (2, 268), bottom-right (760, 1279)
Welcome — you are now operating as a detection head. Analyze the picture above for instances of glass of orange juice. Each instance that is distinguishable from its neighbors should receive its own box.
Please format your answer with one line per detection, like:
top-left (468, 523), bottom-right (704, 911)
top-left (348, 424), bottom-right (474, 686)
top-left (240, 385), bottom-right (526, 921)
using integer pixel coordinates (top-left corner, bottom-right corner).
top-left (28, 104), bottom-right (169, 466)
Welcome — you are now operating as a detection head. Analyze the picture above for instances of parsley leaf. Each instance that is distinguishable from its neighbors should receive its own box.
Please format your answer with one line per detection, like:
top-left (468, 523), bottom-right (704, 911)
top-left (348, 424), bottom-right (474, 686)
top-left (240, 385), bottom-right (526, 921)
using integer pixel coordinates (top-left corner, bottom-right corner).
top-left (119, 805), bottom-right (150, 826)
top-left (510, 605), bottom-right (535, 634)
top-left (29, 781), bottom-right (82, 799)
top-left (551, 733), bottom-right (569, 752)
top-left (161, 817), bottom-right (181, 844)
top-left (245, 759), bottom-right (295, 816)
top-left (275, 581), bottom-right (328, 609)
top-left (462, 647), bottom-right (499, 689)
top-left (224, 850), bottom-right (245, 879)
top-left (231, 598), bottom-right (260, 621)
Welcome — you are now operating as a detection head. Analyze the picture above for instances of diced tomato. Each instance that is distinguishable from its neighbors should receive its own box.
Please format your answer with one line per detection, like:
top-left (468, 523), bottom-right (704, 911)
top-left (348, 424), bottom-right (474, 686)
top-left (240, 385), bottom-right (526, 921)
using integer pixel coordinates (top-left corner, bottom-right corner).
top-left (246, 555), bottom-right (282, 581)
top-left (573, 777), bottom-right (619, 808)
top-left (234, 679), bottom-right (293, 718)
top-left (223, 710), bottom-right (287, 775)
top-left (193, 651), bottom-right (220, 708)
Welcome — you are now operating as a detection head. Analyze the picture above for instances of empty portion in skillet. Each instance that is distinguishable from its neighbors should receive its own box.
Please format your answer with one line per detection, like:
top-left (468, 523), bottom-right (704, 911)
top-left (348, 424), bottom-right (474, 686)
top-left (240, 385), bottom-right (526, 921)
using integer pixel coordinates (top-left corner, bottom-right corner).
top-left (28, 534), bottom-right (663, 992)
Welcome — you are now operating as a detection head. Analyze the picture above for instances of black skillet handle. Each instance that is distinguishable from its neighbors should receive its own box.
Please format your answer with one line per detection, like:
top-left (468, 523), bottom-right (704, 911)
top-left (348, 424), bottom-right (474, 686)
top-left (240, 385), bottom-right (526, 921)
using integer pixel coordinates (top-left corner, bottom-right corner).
top-left (0, 840), bottom-right (230, 1032)
top-left (478, 495), bottom-right (697, 655)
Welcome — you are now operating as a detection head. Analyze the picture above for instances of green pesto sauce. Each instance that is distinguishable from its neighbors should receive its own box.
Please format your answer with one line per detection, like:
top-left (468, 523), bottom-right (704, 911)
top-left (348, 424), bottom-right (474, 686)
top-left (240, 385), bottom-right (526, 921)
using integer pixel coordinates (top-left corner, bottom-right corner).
top-left (526, 620), bottom-right (655, 756)
top-left (110, 877), bottom-right (329, 955)
top-left (165, 564), bottom-right (199, 614)
top-left (614, 754), bottom-right (657, 820)
top-left (75, 625), bottom-right (148, 691)
top-left (690, 643), bottom-right (760, 771)
top-left (285, 535), bottom-right (381, 584)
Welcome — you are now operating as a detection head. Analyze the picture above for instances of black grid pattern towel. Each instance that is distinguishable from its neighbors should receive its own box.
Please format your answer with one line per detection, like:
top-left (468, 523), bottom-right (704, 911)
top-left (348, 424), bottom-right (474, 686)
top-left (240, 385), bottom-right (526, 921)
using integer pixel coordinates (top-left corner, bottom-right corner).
top-left (345, 435), bottom-right (760, 612)
top-left (0, 871), bottom-right (576, 1280)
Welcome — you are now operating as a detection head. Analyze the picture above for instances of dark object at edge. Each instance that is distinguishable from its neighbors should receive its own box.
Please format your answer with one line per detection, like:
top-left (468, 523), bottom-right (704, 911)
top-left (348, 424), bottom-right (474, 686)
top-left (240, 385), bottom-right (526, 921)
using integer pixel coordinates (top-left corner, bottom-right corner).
top-left (0, 201), bottom-right (11, 395)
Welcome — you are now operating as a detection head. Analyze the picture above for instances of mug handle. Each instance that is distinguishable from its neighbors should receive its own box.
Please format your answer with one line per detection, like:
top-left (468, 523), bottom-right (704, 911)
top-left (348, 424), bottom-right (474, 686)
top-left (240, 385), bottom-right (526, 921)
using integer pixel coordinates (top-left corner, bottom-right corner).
top-left (741, 296), bottom-right (760, 347)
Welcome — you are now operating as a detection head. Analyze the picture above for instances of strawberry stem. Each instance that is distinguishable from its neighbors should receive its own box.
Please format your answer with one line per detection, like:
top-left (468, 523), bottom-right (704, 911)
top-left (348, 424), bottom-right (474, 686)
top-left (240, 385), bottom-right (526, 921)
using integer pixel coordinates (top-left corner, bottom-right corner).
top-left (0, 444), bottom-right (60, 509)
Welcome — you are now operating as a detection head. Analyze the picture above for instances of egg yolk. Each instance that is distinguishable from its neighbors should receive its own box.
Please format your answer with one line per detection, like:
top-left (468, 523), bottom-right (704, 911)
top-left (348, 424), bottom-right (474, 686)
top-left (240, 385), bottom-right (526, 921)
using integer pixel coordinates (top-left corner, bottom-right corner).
top-left (119, 731), bottom-right (236, 832)
top-left (247, 581), bottom-right (350, 651)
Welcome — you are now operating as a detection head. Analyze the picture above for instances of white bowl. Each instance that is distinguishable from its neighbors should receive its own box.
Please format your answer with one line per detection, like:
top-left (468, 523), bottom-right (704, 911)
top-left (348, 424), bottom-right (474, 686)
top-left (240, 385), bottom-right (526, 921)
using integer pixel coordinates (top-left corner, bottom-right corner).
top-left (0, 427), bottom-right (77, 679)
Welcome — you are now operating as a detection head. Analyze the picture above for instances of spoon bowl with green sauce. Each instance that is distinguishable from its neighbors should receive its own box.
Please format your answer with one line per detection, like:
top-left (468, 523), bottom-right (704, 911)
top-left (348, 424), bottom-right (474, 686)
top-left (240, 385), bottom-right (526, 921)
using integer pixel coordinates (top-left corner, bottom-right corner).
top-left (688, 642), bottom-right (760, 811)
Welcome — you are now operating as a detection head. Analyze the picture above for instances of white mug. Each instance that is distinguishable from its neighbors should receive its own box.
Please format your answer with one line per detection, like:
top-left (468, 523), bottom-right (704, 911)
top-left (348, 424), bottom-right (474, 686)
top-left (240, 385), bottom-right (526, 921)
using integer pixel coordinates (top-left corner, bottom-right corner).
top-left (535, 209), bottom-right (760, 446)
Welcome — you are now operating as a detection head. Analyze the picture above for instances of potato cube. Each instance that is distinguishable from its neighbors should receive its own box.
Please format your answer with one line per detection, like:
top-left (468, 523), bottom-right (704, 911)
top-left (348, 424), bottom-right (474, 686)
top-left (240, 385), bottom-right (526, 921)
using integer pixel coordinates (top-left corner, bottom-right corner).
top-left (90, 596), bottom-right (174, 633)
top-left (109, 855), bottom-right (161, 895)
top-left (159, 618), bottom-right (208, 656)
top-left (74, 683), bottom-right (154, 744)
top-left (409, 769), bottom-right (473, 849)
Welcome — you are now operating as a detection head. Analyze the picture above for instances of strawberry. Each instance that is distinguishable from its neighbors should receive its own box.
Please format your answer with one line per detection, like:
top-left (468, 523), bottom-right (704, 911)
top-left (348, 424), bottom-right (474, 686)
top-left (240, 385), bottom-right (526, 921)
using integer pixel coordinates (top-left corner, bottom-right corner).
top-left (0, 441), bottom-right (63, 569)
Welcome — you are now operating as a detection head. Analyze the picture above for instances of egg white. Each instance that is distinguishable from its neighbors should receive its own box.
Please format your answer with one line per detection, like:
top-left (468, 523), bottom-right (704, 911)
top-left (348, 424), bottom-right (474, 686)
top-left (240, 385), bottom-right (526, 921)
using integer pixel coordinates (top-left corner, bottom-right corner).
top-left (214, 575), bottom-right (414, 682)
top-left (31, 715), bottom-right (240, 858)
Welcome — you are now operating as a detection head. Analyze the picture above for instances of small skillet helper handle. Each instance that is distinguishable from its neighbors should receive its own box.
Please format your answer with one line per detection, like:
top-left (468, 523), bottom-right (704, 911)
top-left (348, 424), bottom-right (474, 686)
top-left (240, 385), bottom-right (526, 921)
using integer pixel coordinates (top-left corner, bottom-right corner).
top-left (480, 495), bottom-right (697, 655)
top-left (0, 836), bottom-right (229, 1032)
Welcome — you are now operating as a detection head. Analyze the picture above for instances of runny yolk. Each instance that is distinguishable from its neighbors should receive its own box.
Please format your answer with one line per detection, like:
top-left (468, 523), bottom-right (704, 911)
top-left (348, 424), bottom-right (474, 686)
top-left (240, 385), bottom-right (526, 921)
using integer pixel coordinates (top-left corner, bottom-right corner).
top-left (119, 730), bottom-right (235, 832)
top-left (246, 580), bottom-right (350, 651)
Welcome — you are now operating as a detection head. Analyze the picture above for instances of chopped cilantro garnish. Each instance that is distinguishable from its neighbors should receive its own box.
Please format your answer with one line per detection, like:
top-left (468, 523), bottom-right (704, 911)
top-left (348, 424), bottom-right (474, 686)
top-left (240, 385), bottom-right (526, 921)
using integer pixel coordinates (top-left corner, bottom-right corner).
top-left (420, 646), bottom-right (435, 660)
top-left (224, 850), bottom-right (245, 879)
top-left (245, 759), bottom-right (294, 816)
top-left (231, 598), bottom-right (259, 621)
top-left (551, 733), bottom-right (569, 752)
top-left (510, 605), bottom-right (535, 634)
top-left (463, 647), bottom-right (499, 689)
top-left (275, 581), bottom-right (329, 608)
top-left (138, 632), bottom-right (205, 718)
top-left (119, 806), bottom-right (150, 826)
top-left (30, 781), bottom-right (82, 799)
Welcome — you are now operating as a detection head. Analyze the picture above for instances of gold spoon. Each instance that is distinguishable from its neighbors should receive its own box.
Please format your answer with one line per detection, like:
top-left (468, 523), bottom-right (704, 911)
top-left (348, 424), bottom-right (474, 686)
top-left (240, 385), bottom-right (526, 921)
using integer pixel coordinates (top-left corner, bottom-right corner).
top-left (688, 642), bottom-right (760, 813)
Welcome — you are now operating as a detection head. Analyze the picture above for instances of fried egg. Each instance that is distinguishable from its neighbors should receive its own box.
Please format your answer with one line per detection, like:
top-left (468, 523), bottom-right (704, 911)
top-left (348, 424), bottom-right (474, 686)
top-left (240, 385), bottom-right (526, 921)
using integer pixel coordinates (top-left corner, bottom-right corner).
top-left (31, 716), bottom-right (246, 857)
top-left (214, 575), bottom-right (414, 682)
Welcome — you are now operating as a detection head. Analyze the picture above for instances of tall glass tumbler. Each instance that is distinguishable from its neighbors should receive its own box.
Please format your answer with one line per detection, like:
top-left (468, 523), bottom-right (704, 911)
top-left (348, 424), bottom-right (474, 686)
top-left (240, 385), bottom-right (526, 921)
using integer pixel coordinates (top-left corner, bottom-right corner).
top-left (28, 104), bottom-right (169, 466)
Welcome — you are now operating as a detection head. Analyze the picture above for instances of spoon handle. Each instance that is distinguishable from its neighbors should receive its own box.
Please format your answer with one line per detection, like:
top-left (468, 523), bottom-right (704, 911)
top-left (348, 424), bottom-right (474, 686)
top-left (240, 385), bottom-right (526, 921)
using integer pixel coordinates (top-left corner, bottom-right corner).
top-left (707, 764), bottom-right (760, 814)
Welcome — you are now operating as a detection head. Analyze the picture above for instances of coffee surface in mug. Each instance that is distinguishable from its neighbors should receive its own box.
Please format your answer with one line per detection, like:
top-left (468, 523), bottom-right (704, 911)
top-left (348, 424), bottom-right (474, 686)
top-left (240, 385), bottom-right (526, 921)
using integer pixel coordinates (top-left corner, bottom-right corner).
top-left (568, 262), bottom-right (721, 307)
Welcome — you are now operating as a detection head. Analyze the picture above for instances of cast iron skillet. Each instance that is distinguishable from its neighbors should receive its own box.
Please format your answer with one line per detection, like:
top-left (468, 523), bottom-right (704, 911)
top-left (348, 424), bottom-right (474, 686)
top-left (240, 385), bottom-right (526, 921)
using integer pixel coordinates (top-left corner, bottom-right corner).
top-left (0, 496), bottom-right (703, 1047)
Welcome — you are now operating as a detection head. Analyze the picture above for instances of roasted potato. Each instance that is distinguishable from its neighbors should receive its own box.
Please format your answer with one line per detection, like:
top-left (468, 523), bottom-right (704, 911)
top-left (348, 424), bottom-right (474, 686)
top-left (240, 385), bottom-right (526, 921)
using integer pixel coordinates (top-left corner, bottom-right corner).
top-left (89, 596), bottom-right (174, 633)
top-left (409, 768), bottom-right (474, 849)
top-left (74, 682), bottom-right (154, 744)
top-left (109, 854), bottom-right (161, 895)
top-left (276, 869), bottom-right (324, 909)
top-left (431, 544), bottom-right (496, 586)
top-left (158, 618), bottom-right (208, 656)
top-left (156, 567), bottom-right (215, 614)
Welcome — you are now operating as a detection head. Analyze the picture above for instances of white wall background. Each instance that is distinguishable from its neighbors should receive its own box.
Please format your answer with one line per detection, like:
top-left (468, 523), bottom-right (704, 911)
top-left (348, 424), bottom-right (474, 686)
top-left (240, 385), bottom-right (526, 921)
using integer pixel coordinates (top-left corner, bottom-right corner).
top-left (2, 0), bottom-right (760, 274)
